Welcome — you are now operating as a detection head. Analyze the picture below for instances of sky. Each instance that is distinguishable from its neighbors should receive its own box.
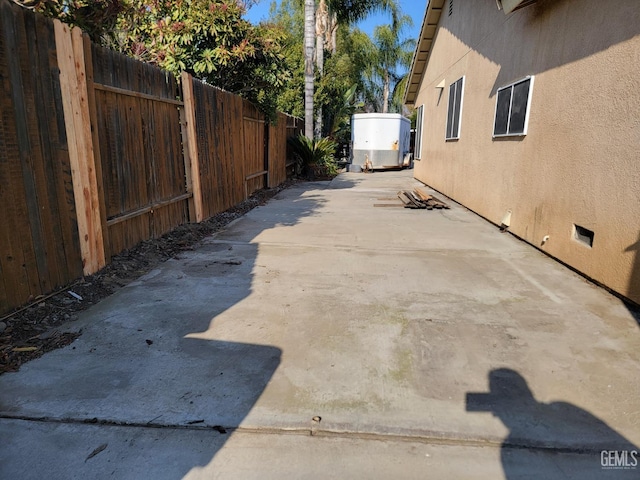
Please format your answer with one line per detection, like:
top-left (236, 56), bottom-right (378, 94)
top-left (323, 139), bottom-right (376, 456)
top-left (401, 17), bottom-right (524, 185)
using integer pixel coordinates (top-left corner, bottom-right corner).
top-left (244, 0), bottom-right (427, 41)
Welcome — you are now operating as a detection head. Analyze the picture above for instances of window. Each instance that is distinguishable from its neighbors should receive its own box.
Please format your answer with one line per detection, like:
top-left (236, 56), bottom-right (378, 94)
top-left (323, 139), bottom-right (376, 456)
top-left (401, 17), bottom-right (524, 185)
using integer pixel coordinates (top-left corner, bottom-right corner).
top-left (446, 77), bottom-right (464, 140)
top-left (414, 105), bottom-right (424, 160)
top-left (493, 76), bottom-right (534, 137)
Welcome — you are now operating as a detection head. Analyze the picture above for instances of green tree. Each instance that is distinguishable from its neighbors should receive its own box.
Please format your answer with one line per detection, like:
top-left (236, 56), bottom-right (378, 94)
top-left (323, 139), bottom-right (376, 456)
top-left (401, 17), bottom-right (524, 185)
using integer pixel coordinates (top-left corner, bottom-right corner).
top-left (367, 12), bottom-right (415, 113)
top-left (117, 0), bottom-right (289, 119)
top-left (30, 0), bottom-right (290, 119)
top-left (267, 0), bottom-right (305, 118)
top-left (308, 0), bottom-right (398, 137)
top-left (266, 0), bottom-right (413, 134)
top-left (32, 0), bottom-right (126, 43)
top-left (304, 0), bottom-right (316, 137)
top-left (315, 25), bottom-right (372, 139)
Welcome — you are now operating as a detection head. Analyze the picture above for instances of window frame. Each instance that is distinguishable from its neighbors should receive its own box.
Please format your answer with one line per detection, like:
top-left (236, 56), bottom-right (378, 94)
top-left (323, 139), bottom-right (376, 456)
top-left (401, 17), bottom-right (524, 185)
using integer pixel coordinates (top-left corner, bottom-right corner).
top-left (414, 104), bottom-right (424, 160)
top-left (492, 75), bottom-right (535, 138)
top-left (445, 76), bottom-right (465, 141)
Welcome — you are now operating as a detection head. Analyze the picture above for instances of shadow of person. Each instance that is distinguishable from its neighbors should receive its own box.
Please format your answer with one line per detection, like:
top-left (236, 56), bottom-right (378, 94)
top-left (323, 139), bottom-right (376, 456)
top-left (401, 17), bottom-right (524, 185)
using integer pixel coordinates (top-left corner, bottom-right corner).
top-left (467, 369), bottom-right (639, 479)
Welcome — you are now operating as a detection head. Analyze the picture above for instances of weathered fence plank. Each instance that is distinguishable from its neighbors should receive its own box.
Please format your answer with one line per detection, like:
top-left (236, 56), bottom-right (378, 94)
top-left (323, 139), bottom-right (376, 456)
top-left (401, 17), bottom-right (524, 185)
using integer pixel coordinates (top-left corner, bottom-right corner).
top-left (268, 113), bottom-right (288, 187)
top-left (242, 100), bottom-right (266, 197)
top-left (81, 33), bottom-right (110, 260)
top-left (0, 1), bottom-right (37, 305)
top-left (90, 44), bottom-right (189, 258)
top-left (0, 2), bottom-right (83, 313)
top-left (191, 79), bottom-right (247, 219)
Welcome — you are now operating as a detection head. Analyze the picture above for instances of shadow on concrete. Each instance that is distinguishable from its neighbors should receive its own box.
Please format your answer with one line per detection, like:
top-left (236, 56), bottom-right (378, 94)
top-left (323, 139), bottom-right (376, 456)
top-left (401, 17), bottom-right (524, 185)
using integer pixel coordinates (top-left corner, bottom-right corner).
top-left (441, 0), bottom-right (640, 97)
top-left (466, 368), bottom-right (639, 479)
top-left (325, 175), bottom-right (364, 189)
top-left (0, 183), bottom-right (330, 479)
top-left (140, 185), bottom-right (327, 476)
top-left (624, 232), bottom-right (640, 326)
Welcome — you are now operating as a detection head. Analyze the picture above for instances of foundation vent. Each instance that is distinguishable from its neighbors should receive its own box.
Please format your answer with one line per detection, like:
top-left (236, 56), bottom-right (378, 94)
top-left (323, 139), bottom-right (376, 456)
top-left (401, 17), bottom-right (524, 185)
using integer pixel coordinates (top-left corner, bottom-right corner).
top-left (573, 224), bottom-right (594, 248)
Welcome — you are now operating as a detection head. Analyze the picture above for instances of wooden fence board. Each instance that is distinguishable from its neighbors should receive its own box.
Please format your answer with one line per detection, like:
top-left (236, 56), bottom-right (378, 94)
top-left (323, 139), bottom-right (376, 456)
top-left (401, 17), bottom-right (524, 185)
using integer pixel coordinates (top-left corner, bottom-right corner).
top-left (0, 101), bottom-right (33, 307)
top-left (90, 44), bottom-right (188, 257)
top-left (242, 99), bottom-right (266, 197)
top-left (32, 13), bottom-right (78, 286)
top-left (268, 113), bottom-right (288, 187)
top-left (55, 21), bottom-right (106, 274)
top-left (0, 6), bottom-right (34, 305)
top-left (227, 93), bottom-right (247, 207)
top-left (192, 80), bottom-right (248, 218)
top-left (82, 33), bottom-right (110, 257)
top-left (180, 72), bottom-right (203, 222)
top-left (0, 2), bottom-right (83, 313)
top-left (5, 5), bottom-right (49, 294)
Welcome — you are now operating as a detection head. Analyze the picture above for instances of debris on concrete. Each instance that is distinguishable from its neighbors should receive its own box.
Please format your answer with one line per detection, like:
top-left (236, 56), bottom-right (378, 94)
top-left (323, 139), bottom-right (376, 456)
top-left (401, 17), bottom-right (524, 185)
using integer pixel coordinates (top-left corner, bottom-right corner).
top-left (68, 291), bottom-right (83, 302)
top-left (412, 188), bottom-right (451, 209)
top-left (398, 190), bottom-right (426, 209)
top-left (380, 188), bottom-right (452, 210)
top-left (85, 443), bottom-right (107, 462)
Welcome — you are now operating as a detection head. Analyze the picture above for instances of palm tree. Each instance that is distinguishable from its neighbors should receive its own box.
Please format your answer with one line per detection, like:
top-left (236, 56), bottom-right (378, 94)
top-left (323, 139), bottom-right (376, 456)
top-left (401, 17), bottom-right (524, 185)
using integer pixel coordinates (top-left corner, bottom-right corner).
top-left (304, 0), bottom-right (315, 138)
top-left (369, 12), bottom-right (414, 113)
top-left (305, 0), bottom-right (398, 138)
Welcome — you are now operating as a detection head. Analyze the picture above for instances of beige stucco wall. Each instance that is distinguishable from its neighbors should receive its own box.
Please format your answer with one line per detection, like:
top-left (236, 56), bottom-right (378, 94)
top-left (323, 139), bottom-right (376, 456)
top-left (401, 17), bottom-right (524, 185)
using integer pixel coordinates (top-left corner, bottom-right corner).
top-left (412, 0), bottom-right (640, 304)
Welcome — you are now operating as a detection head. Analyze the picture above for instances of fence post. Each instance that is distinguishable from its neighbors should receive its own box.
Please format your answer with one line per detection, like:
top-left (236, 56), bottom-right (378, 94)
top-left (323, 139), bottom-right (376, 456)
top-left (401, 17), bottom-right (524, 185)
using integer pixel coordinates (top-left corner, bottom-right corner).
top-left (180, 72), bottom-right (204, 223)
top-left (54, 20), bottom-right (106, 275)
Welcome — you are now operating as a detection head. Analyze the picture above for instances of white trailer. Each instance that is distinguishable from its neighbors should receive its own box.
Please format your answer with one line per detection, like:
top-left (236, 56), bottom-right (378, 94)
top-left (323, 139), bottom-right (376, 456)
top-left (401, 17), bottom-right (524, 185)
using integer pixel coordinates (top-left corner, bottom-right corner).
top-left (351, 113), bottom-right (411, 170)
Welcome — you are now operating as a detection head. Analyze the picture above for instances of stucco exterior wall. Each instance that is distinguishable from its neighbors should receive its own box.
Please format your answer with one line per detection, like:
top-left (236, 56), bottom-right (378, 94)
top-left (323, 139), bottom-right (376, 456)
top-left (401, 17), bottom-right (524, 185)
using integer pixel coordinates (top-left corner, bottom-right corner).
top-left (412, 0), bottom-right (640, 304)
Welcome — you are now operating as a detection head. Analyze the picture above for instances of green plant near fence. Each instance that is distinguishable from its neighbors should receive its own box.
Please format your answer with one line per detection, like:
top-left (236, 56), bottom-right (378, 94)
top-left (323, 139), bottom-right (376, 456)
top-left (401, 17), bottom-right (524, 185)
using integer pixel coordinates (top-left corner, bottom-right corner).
top-left (287, 135), bottom-right (339, 179)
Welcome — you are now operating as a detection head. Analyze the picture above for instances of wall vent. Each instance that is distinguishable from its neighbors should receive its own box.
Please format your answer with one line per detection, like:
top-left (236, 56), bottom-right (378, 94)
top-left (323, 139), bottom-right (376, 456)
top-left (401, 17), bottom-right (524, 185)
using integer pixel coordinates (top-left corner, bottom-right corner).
top-left (573, 224), bottom-right (594, 248)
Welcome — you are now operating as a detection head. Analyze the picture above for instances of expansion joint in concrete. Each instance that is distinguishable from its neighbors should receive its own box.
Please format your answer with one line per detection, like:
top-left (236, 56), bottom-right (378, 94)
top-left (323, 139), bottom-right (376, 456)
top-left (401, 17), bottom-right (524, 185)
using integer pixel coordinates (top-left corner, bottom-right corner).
top-left (0, 414), bottom-right (604, 455)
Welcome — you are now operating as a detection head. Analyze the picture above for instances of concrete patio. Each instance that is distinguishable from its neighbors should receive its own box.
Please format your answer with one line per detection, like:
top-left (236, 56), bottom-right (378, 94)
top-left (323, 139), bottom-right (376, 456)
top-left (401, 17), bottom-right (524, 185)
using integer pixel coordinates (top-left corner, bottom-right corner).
top-left (1, 170), bottom-right (638, 479)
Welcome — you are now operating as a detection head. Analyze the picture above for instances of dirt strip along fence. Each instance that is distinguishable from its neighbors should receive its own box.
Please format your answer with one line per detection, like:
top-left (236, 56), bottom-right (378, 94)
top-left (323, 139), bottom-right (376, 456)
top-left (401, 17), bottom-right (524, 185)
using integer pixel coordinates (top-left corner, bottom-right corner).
top-left (0, 1), bottom-right (303, 315)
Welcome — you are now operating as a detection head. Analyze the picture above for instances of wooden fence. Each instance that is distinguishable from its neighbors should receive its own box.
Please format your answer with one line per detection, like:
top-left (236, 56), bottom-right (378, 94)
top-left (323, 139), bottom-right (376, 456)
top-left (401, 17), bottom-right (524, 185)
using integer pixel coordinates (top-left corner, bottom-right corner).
top-left (91, 44), bottom-right (190, 258)
top-left (0, 2), bottom-right (83, 311)
top-left (0, 1), bottom-right (303, 315)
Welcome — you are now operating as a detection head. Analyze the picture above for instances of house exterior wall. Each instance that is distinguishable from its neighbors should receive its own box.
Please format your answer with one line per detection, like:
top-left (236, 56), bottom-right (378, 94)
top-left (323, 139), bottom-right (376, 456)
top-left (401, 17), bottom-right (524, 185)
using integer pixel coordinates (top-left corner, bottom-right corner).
top-left (412, 0), bottom-right (640, 304)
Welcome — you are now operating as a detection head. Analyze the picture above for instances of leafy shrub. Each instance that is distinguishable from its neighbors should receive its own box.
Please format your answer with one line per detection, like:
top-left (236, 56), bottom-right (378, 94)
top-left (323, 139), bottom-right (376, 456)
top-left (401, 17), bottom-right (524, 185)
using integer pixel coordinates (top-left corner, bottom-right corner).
top-left (287, 135), bottom-right (339, 178)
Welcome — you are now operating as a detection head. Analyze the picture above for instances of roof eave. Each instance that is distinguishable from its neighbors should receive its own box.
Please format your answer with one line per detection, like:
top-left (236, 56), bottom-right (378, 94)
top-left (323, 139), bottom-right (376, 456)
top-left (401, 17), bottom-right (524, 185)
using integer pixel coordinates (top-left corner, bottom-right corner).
top-left (403, 0), bottom-right (445, 106)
